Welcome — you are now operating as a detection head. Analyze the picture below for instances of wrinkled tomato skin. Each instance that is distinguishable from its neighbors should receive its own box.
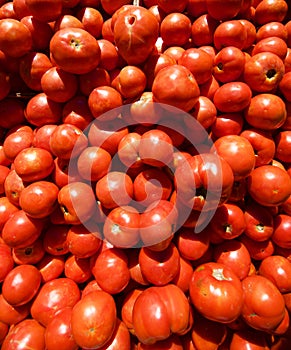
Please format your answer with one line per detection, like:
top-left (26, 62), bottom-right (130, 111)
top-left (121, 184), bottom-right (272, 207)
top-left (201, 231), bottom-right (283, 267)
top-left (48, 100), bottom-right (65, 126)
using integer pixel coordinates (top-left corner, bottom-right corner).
top-left (189, 262), bottom-right (243, 323)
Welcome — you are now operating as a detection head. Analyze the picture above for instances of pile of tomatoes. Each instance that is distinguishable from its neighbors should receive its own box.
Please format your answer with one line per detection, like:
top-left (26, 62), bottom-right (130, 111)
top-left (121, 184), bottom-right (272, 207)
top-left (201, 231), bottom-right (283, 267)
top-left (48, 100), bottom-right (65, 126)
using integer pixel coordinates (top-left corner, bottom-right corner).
top-left (0, 0), bottom-right (291, 348)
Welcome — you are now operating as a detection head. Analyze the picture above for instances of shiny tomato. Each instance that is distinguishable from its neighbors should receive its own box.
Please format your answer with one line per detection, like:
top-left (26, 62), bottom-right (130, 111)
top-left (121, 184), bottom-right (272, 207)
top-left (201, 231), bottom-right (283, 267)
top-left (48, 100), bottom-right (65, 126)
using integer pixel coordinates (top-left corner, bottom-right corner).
top-left (241, 274), bottom-right (286, 332)
top-left (247, 165), bottom-right (291, 207)
top-left (71, 290), bottom-right (117, 349)
top-left (189, 262), bottom-right (243, 323)
top-left (31, 277), bottom-right (81, 326)
top-left (2, 264), bottom-right (41, 306)
top-left (0, 293), bottom-right (30, 325)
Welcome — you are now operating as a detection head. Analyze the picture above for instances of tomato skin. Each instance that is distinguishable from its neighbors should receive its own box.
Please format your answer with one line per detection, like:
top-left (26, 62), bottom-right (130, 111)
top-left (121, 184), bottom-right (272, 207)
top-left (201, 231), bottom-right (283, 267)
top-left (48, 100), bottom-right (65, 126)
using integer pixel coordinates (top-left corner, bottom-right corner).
top-left (1, 319), bottom-right (45, 350)
top-left (31, 277), bottom-right (81, 327)
top-left (113, 6), bottom-right (159, 65)
top-left (229, 329), bottom-right (270, 350)
top-left (45, 307), bottom-right (78, 350)
top-left (206, 0), bottom-right (243, 21)
top-left (189, 262), bottom-right (243, 323)
top-left (272, 214), bottom-right (291, 249)
top-left (2, 210), bottom-right (45, 249)
top-left (241, 275), bottom-right (286, 332)
top-left (50, 27), bottom-right (101, 75)
top-left (0, 242), bottom-right (14, 282)
top-left (2, 264), bottom-right (41, 306)
top-left (92, 247), bottom-right (130, 294)
top-left (71, 290), bottom-right (117, 349)
top-left (247, 165), bottom-right (291, 207)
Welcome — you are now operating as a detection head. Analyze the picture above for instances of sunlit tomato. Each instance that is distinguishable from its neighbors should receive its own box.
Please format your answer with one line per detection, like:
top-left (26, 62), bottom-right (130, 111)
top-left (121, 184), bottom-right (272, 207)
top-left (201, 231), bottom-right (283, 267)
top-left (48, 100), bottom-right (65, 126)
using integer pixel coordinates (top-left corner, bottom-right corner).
top-left (240, 234), bottom-right (275, 261)
top-left (44, 307), bottom-right (78, 350)
top-left (62, 95), bottom-right (94, 130)
top-left (37, 254), bottom-right (65, 283)
top-left (189, 262), bottom-right (243, 323)
top-left (0, 242), bottom-right (14, 282)
top-left (24, 92), bottom-right (63, 126)
top-left (2, 210), bottom-right (45, 249)
top-left (58, 182), bottom-right (97, 225)
top-left (213, 135), bottom-right (256, 180)
top-left (19, 181), bottom-right (59, 219)
top-left (160, 12), bottom-right (191, 47)
top-left (0, 18), bottom-right (32, 57)
top-left (3, 129), bottom-right (33, 161)
top-left (50, 27), bottom-right (101, 75)
top-left (0, 196), bottom-right (19, 231)
top-left (139, 243), bottom-right (180, 286)
top-left (152, 65), bottom-right (200, 112)
top-left (113, 6), bottom-right (159, 65)
top-left (247, 165), bottom-right (291, 207)
top-left (92, 247), bottom-right (130, 294)
top-left (252, 36), bottom-right (288, 60)
top-left (254, 0), bottom-right (288, 25)
top-left (213, 20), bottom-right (247, 50)
top-left (0, 293), bottom-right (30, 325)
top-left (71, 290), bottom-right (117, 349)
top-left (275, 130), bottom-right (291, 163)
top-left (2, 264), bottom-right (40, 307)
top-left (172, 255), bottom-right (194, 293)
top-left (64, 254), bottom-right (92, 284)
top-left (241, 274), bottom-right (286, 332)
top-left (31, 277), bottom-right (81, 326)
top-left (32, 124), bottom-right (57, 152)
top-left (132, 284), bottom-right (190, 345)
top-left (213, 240), bottom-right (251, 280)
top-left (12, 237), bottom-right (45, 265)
top-left (98, 318), bottom-right (131, 350)
top-left (213, 81), bottom-right (252, 113)
top-left (209, 202), bottom-right (246, 240)
top-left (1, 319), bottom-right (45, 350)
top-left (272, 213), bottom-right (291, 249)
top-left (13, 147), bottom-right (54, 182)
top-left (244, 52), bottom-right (285, 93)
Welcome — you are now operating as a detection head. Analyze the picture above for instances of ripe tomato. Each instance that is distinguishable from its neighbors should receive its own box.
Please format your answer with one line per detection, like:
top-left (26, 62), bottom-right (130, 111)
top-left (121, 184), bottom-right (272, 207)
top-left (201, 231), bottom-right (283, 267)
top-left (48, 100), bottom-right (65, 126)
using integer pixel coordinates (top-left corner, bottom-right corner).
top-left (247, 165), bottom-right (291, 207)
top-left (241, 274), bottom-right (286, 332)
top-left (2, 264), bottom-right (41, 306)
top-left (189, 262), bottom-right (244, 323)
top-left (71, 290), bottom-right (117, 349)
top-left (50, 27), bottom-right (101, 74)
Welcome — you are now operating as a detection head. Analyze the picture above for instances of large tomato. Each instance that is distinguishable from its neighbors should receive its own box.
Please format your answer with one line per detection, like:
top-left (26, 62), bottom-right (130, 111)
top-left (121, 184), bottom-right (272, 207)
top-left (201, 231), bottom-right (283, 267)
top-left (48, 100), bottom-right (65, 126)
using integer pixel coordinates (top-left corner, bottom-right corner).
top-left (50, 27), bottom-right (101, 74)
top-left (71, 290), bottom-right (117, 349)
top-left (189, 262), bottom-right (244, 323)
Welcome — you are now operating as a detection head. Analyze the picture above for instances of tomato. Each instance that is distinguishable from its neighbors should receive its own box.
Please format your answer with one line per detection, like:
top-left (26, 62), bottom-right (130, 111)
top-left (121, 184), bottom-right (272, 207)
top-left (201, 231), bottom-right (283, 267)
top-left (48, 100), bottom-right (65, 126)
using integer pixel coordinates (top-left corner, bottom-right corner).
top-left (160, 12), bottom-right (191, 47)
top-left (1, 319), bottom-right (45, 350)
top-left (114, 65), bottom-right (147, 99)
top-left (241, 274), bottom-right (286, 332)
top-left (45, 307), bottom-right (78, 350)
top-left (189, 262), bottom-right (244, 323)
top-left (103, 205), bottom-right (140, 248)
top-left (152, 65), bottom-right (200, 112)
top-left (244, 52), bottom-right (285, 93)
top-left (95, 171), bottom-right (133, 209)
top-left (3, 129), bottom-right (33, 161)
top-left (254, 0), bottom-right (288, 25)
top-left (213, 81), bottom-right (252, 113)
top-left (37, 254), bottom-right (65, 283)
top-left (64, 254), bottom-right (92, 284)
top-left (31, 277), bottom-right (81, 326)
top-left (213, 240), bottom-right (251, 280)
top-left (50, 27), bottom-right (101, 74)
top-left (0, 196), bottom-right (19, 231)
top-left (32, 124), bottom-right (57, 152)
top-left (0, 293), bottom-right (30, 325)
top-left (209, 202), bottom-right (246, 240)
top-left (206, 0), bottom-right (243, 20)
top-left (62, 95), bottom-right (94, 130)
top-left (24, 0), bottom-right (62, 22)
top-left (247, 165), bottom-right (291, 207)
top-left (113, 6), bottom-right (159, 65)
top-left (19, 181), bottom-right (59, 219)
top-left (2, 264), bottom-right (41, 306)
top-left (13, 147), bottom-right (55, 182)
top-left (213, 135), bottom-right (256, 180)
top-left (0, 18), bottom-right (32, 57)
top-left (229, 329), bottom-right (270, 350)
top-left (98, 318), bottom-right (131, 350)
top-left (272, 214), bottom-right (291, 249)
top-left (0, 242), bottom-right (14, 282)
top-left (2, 210), bottom-right (45, 249)
top-left (92, 247), bottom-right (130, 294)
top-left (12, 238), bottom-right (45, 265)
top-left (71, 290), bottom-right (117, 349)
top-left (252, 36), bottom-right (287, 60)
top-left (58, 182), bottom-right (97, 225)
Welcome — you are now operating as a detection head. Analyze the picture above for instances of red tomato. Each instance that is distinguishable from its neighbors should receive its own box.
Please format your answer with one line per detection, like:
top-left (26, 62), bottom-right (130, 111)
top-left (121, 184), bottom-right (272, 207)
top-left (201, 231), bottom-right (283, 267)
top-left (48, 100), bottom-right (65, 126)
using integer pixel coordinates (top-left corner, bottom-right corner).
top-left (213, 135), bottom-right (256, 180)
top-left (98, 318), bottom-right (131, 350)
top-left (25, 0), bottom-right (62, 22)
top-left (2, 264), bottom-right (41, 306)
top-left (71, 290), bottom-right (117, 349)
top-left (152, 64), bottom-right (200, 112)
top-left (3, 129), bottom-right (34, 161)
top-left (160, 12), bottom-right (191, 47)
top-left (37, 254), bottom-right (65, 283)
top-left (272, 214), bottom-right (291, 249)
top-left (103, 205), bottom-right (140, 248)
top-left (113, 6), bottom-right (159, 65)
top-left (189, 262), bottom-right (244, 323)
top-left (45, 307), bottom-right (78, 350)
top-left (0, 242), bottom-right (14, 283)
top-left (12, 238), bottom-right (45, 265)
top-left (206, 0), bottom-right (243, 20)
top-left (1, 319), bottom-right (45, 350)
top-left (213, 20), bottom-right (247, 50)
top-left (19, 181), bottom-right (59, 219)
top-left (247, 165), bottom-right (291, 207)
top-left (31, 277), bottom-right (81, 326)
top-left (50, 27), bottom-right (101, 74)
top-left (0, 293), bottom-right (30, 325)
top-left (241, 274), bottom-right (286, 331)
top-left (0, 196), bottom-right (19, 231)
top-left (92, 247), bottom-right (130, 294)
top-left (229, 329), bottom-right (270, 350)
top-left (13, 147), bottom-right (55, 182)
top-left (213, 240), bottom-right (251, 280)
top-left (139, 243), bottom-right (180, 286)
